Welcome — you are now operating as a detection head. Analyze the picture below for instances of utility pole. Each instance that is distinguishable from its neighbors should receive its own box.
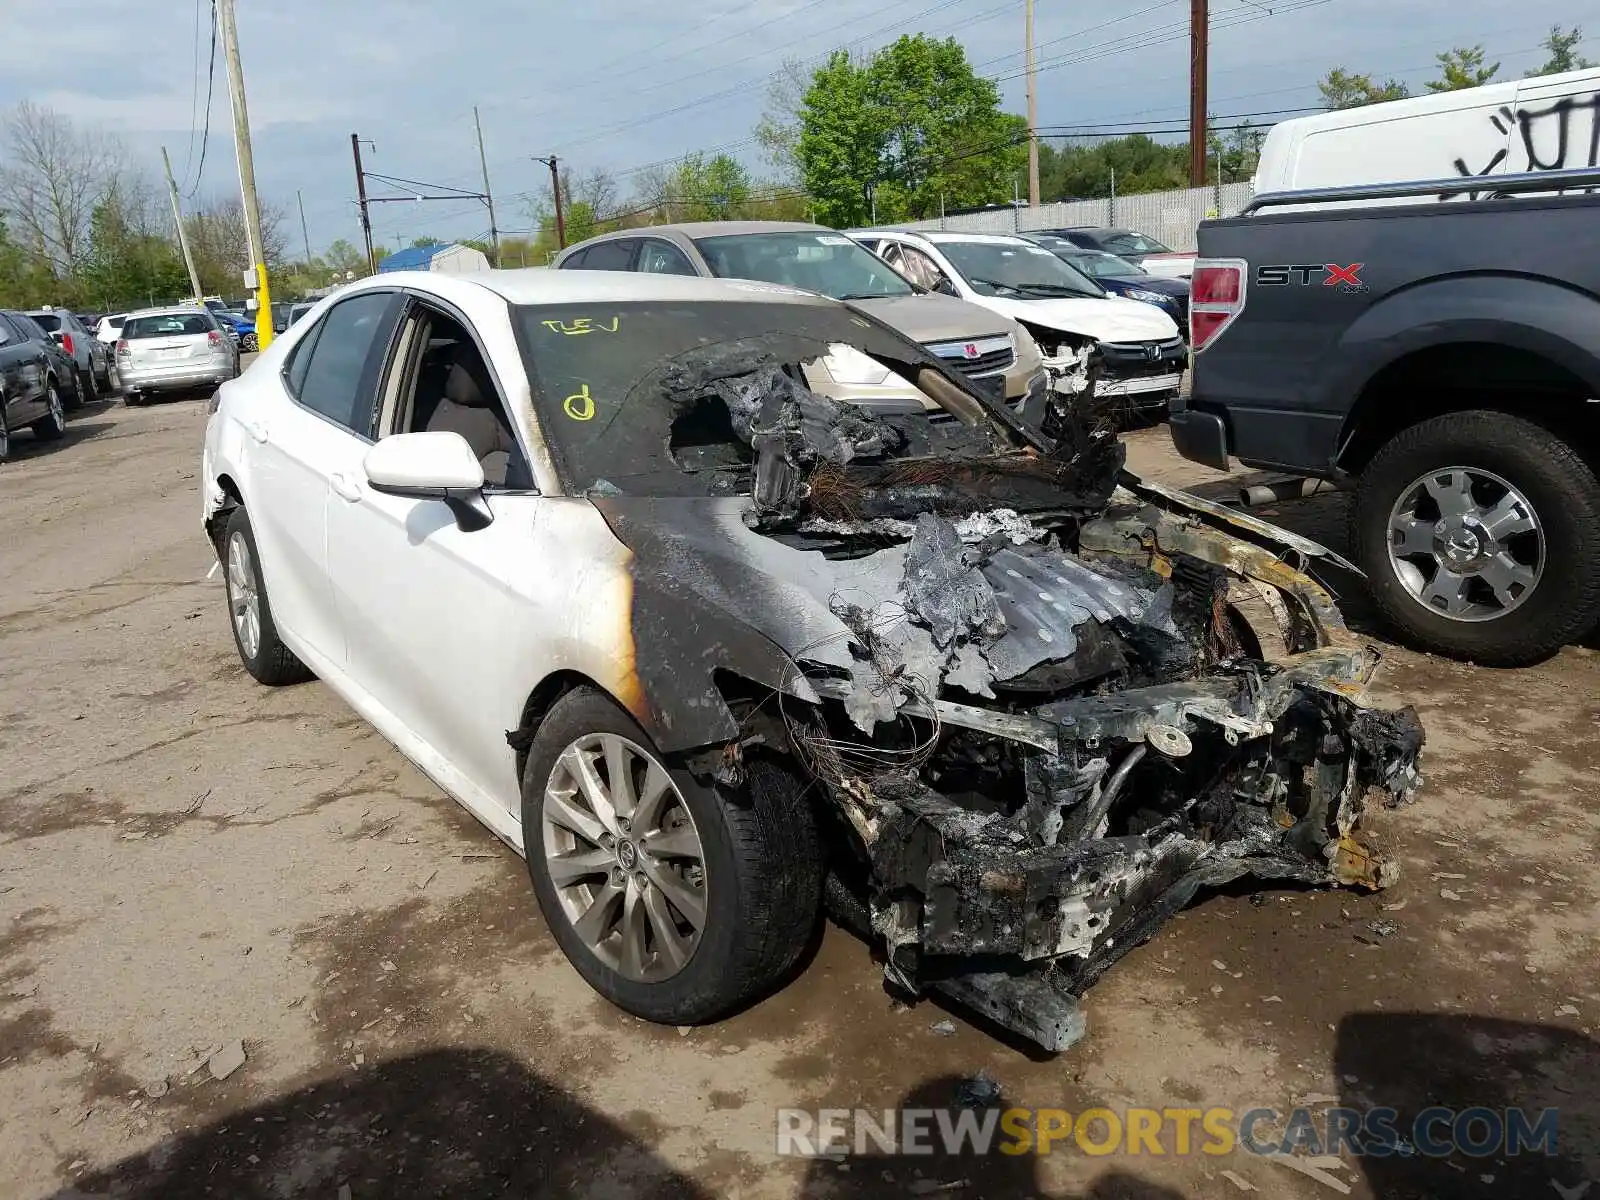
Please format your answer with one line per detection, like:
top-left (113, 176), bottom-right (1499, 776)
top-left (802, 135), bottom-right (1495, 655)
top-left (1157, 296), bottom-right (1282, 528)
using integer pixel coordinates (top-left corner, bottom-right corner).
top-left (160, 146), bottom-right (205, 304)
top-left (535, 156), bottom-right (565, 249)
top-left (1025, 0), bottom-right (1040, 208)
top-left (296, 189), bottom-right (314, 273)
top-left (351, 134), bottom-right (376, 275)
top-left (1189, 0), bottom-right (1209, 187)
top-left (216, 0), bottom-right (273, 348)
top-left (474, 107), bottom-right (501, 267)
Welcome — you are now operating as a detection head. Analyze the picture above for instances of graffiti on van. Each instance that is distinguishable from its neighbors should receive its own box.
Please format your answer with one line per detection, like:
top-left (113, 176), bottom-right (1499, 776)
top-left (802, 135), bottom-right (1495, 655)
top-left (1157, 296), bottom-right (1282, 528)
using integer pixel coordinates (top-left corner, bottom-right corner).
top-left (1447, 93), bottom-right (1600, 198)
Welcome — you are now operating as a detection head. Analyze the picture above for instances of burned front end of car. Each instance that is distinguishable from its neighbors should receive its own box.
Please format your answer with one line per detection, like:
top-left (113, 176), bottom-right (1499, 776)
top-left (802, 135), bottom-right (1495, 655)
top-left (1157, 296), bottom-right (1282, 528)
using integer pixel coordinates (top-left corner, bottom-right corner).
top-left (520, 296), bottom-right (1425, 1052)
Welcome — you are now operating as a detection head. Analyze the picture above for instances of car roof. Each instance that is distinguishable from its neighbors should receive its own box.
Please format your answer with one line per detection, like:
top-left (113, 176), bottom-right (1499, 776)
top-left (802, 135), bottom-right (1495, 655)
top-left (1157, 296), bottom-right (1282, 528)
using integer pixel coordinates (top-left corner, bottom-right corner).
top-left (577, 220), bottom-right (831, 244)
top-left (855, 229), bottom-right (1034, 247)
top-left (123, 305), bottom-right (215, 320)
top-left (360, 267), bottom-right (833, 310)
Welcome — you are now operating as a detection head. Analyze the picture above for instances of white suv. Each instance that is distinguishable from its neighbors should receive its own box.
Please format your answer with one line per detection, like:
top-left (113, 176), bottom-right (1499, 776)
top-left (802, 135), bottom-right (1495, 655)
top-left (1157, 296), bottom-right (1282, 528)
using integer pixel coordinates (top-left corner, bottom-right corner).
top-left (852, 230), bottom-right (1187, 410)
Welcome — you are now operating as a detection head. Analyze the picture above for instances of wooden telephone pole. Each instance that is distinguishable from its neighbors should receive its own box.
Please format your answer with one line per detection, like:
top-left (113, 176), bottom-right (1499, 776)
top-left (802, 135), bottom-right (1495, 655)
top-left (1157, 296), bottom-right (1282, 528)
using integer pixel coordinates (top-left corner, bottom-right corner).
top-left (473, 107), bottom-right (501, 267)
top-left (216, 0), bottom-right (273, 348)
top-left (1025, 0), bottom-right (1040, 208)
top-left (1189, 0), bottom-right (1209, 187)
top-left (160, 146), bottom-right (205, 304)
top-left (535, 156), bottom-right (565, 249)
top-left (351, 134), bottom-right (376, 275)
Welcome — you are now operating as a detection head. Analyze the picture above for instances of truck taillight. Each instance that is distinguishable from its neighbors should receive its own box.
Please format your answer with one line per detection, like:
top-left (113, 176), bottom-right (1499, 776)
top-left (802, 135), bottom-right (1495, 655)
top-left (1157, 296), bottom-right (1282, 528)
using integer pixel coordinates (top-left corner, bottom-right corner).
top-left (61, 332), bottom-right (74, 356)
top-left (1189, 259), bottom-right (1247, 352)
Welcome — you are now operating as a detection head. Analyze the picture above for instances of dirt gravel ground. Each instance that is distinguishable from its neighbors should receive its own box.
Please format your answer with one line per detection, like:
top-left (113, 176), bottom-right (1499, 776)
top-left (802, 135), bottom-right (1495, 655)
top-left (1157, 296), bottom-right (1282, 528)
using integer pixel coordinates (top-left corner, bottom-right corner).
top-left (1, 390), bottom-right (1597, 1199)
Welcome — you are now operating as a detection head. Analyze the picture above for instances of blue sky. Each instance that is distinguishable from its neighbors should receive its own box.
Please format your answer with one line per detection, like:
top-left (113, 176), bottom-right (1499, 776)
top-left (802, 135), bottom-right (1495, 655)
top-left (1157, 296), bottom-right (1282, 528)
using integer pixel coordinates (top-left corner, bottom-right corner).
top-left (0, 0), bottom-right (1593, 252)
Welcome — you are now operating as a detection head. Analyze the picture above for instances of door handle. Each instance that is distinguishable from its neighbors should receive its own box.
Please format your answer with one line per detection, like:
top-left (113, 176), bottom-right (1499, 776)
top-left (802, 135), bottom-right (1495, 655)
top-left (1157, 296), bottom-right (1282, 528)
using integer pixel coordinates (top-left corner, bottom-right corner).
top-left (330, 473), bottom-right (362, 503)
top-left (246, 420), bottom-right (269, 443)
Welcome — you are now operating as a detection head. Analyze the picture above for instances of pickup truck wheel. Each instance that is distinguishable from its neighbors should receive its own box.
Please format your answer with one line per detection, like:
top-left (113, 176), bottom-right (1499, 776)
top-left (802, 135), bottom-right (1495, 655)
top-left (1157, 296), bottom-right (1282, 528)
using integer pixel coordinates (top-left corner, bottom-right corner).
top-left (1353, 411), bottom-right (1600, 665)
top-left (222, 507), bottom-right (313, 685)
top-left (523, 687), bottom-right (821, 1025)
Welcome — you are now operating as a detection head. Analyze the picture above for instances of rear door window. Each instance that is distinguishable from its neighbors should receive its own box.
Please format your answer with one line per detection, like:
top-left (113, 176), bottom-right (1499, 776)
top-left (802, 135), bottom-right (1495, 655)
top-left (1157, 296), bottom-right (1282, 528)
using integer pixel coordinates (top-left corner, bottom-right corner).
top-left (286, 291), bottom-right (399, 437)
top-left (576, 239), bottom-right (637, 271)
top-left (636, 239), bottom-right (697, 276)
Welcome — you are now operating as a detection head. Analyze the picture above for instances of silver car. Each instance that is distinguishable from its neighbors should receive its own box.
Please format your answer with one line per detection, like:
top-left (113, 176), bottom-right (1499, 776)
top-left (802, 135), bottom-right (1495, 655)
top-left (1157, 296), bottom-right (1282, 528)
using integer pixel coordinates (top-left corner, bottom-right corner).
top-left (27, 308), bottom-right (112, 401)
top-left (115, 307), bottom-right (239, 406)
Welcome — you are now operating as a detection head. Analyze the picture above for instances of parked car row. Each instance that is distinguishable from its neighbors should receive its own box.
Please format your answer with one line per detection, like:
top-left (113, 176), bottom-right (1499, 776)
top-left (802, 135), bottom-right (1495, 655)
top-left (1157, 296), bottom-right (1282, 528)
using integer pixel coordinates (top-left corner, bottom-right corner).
top-left (549, 220), bottom-right (1193, 416)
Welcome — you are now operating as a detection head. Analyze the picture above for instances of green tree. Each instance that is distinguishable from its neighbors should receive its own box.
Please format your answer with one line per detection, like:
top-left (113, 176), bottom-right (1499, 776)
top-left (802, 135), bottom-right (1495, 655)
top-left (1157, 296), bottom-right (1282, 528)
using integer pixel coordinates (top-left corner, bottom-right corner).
top-left (1427, 45), bottom-right (1500, 92)
top-left (1527, 26), bottom-right (1595, 77)
top-left (1037, 135), bottom-right (1188, 201)
top-left (795, 51), bottom-right (883, 226)
top-left (795, 36), bottom-right (1025, 225)
top-left (636, 153), bottom-right (754, 222)
top-left (1317, 67), bottom-right (1411, 110)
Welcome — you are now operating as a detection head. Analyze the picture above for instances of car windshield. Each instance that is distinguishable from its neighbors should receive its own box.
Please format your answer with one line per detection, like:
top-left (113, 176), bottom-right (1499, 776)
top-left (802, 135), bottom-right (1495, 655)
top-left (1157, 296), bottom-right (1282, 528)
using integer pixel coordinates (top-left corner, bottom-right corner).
top-left (1065, 250), bottom-right (1144, 279)
top-left (936, 240), bottom-right (1103, 299)
top-left (1097, 231), bottom-right (1172, 256)
top-left (514, 300), bottom-right (1007, 495)
top-left (692, 232), bottom-right (913, 300)
top-left (28, 313), bottom-right (63, 331)
top-left (123, 313), bottom-right (213, 338)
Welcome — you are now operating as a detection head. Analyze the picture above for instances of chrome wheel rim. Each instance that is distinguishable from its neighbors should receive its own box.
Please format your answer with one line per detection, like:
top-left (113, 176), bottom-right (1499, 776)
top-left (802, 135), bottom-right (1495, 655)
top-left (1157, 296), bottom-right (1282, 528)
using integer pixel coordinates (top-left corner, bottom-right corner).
top-left (542, 733), bottom-right (706, 982)
top-left (48, 386), bottom-right (63, 430)
top-left (1387, 466), bottom-right (1544, 623)
top-left (0, 421), bottom-right (9, 460)
top-left (226, 531), bottom-right (262, 659)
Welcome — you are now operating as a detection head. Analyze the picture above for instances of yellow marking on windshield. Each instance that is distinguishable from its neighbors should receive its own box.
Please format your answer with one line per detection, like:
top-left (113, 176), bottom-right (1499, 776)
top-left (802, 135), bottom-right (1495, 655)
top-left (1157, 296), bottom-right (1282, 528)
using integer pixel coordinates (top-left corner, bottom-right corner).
top-left (563, 383), bottom-right (596, 421)
top-left (542, 316), bottom-right (620, 336)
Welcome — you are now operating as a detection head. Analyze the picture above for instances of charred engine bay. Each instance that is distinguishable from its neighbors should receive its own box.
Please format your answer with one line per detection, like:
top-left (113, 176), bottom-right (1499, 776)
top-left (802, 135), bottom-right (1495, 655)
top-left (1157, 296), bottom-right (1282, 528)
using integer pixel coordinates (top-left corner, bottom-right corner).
top-left (597, 339), bottom-right (1426, 1052)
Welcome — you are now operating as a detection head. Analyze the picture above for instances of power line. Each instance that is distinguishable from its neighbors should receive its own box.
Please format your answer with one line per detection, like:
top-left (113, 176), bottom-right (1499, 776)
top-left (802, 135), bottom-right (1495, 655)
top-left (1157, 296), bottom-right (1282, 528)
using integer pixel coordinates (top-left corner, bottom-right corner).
top-left (184, 0), bottom-right (219, 198)
top-left (179, 0), bottom-right (204, 184)
top-left (545, 0), bottom-right (997, 155)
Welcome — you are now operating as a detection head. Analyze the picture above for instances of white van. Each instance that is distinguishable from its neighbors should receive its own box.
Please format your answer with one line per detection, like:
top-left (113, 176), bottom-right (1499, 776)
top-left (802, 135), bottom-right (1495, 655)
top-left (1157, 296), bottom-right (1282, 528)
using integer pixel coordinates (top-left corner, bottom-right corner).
top-left (1254, 65), bottom-right (1600, 194)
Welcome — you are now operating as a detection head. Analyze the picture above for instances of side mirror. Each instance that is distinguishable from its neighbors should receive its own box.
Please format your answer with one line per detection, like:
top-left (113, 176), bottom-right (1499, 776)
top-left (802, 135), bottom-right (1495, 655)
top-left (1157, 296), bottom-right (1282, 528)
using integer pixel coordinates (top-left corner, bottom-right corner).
top-left (933, 276), bottom-right (958, 297)
top-left (362, 431), bottom-right (493, 531)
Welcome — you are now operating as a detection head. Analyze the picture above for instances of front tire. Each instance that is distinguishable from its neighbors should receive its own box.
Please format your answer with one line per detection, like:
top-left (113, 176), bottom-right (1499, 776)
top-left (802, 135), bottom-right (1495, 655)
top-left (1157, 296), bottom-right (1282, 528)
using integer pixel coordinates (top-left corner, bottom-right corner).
top-left (31, 382), bottom-right (66, 441)
top-left (522, 688), bottom-right (821, 1025)
top-left (221, 507), bottom-right (312, 685)
top-left (1353, 410), bottom-right (1600, 665)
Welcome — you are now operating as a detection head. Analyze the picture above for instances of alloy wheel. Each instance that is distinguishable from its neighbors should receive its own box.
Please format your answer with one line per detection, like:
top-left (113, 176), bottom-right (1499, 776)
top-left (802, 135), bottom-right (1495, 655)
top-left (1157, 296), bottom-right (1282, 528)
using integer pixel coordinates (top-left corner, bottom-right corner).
top-left (226, 531), bottom-right (262, 659)
top-left (541, 732), bottom-right (707, 983)
top-left (1386, 466), bottom-right (1544, 622)
top-left (47, 386), bottom-right (64, 432)
top-left (0, 418), bottom-right (9, 462)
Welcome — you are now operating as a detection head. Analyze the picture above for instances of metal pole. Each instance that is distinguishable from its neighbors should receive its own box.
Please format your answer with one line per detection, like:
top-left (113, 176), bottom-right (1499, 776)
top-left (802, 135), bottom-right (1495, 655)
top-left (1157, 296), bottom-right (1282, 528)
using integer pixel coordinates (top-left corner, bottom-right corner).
top-left (216, 0), bottom-right (273, 348)
top-left (351, 134), bottom-right (375, 275)
top-left (1025, 0), bottom-right (1040, 208)
top-left (1189, 0), bottom-right (1209, 187)
top-left (473, 106), bottom-right (501, 268)
top-left (160, 146), bottom-right (205, 303)
top-left (297, 189), bottom-right (313, 273)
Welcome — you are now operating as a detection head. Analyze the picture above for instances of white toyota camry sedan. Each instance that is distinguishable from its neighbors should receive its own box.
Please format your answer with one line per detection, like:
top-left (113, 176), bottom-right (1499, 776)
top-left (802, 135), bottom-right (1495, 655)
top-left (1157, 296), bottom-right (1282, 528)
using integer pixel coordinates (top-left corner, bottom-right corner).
top-left (201, 268), bottom-right (1422, 1050)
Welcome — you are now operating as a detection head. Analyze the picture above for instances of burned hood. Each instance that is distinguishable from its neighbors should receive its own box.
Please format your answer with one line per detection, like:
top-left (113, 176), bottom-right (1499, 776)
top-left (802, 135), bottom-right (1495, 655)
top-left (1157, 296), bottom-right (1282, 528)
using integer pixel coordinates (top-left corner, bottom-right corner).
top-left (588, 493), bottom-right (1182, 739)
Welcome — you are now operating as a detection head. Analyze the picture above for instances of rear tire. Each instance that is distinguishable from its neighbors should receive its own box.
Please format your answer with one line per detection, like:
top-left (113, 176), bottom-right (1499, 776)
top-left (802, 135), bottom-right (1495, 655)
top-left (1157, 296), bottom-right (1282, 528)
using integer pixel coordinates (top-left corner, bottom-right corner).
top-left (1353, 410), bottom-right (1600, 665)
top-left (75, 368), bottom-right (98, 407)
top-left (221, 507), bottom-right (312, 686)
top-left (31, 382), bottom-right (66, 441)
top-left (0, 409), bottom-right (10, 463)
top-left (522, 687), bottom-right (821, 1025)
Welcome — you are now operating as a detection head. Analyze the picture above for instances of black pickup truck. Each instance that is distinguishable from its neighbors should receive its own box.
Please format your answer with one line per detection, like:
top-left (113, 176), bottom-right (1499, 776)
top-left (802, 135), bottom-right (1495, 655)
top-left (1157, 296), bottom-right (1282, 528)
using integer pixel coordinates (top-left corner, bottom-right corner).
top-left (1173, 167), bottom-right (1600, 665)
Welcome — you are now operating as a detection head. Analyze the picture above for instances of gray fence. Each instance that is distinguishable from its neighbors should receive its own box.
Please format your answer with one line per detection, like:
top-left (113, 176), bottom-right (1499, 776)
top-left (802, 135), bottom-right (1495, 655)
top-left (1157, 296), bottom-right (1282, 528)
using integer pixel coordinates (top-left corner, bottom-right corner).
top-left (893, 181), bottom-right (1255, 253)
